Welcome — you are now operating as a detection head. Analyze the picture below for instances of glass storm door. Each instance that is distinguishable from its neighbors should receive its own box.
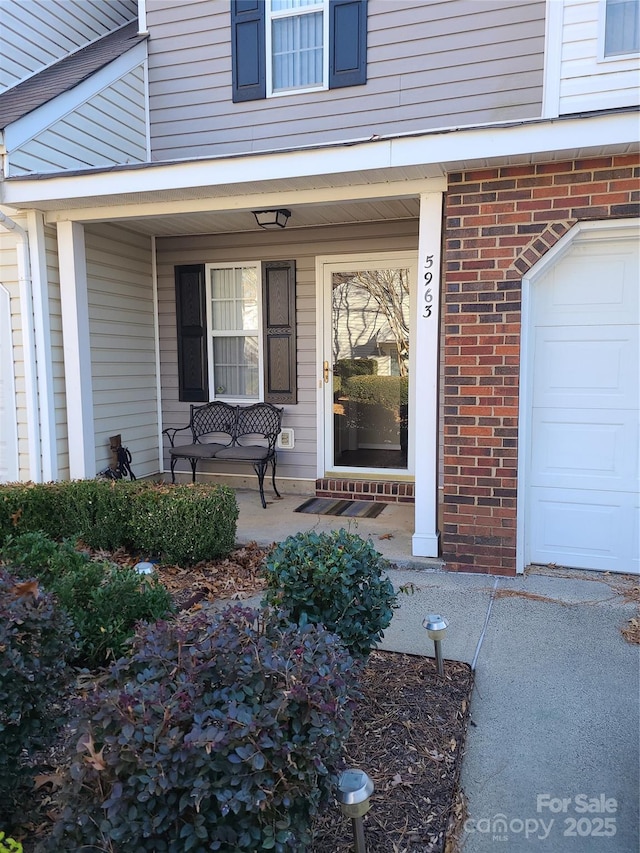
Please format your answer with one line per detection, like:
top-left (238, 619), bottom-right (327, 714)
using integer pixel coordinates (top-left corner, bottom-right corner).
top-left (324, 259), bottom-right (414, 474)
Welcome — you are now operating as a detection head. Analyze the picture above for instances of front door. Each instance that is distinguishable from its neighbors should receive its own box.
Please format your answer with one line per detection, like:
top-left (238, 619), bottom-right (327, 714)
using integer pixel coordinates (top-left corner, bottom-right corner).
top-left (321, 255), bottom-right (416, 476)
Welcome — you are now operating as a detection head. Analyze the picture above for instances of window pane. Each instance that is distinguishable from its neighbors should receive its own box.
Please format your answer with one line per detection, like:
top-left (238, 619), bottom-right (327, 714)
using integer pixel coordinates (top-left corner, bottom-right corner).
top-left (605, 0), bottom-right (640, 55)
top-left (210, 267), bottom-right (258, 331)
top-left (213, 337), bottom-right (259, 398)
top-left (272, 11), bottom-right (323, 89)
top-left (272, 0), bottom-right (318, 10)
top-left (332, 268), bottom-right (410, 470)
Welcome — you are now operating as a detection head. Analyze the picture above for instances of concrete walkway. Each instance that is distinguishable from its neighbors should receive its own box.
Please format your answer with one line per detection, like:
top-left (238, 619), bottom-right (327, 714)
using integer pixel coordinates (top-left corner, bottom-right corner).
top-left (234, 490), bottom-right (640, 852)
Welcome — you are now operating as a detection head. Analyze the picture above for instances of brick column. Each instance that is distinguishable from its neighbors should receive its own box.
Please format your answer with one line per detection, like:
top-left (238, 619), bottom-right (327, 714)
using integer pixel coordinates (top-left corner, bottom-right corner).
top-left (442, 155), bottom-right (639, 574)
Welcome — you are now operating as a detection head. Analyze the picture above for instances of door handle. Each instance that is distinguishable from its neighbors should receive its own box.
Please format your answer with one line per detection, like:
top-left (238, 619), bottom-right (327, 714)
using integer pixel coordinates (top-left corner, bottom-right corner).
top-left (323, 361), bottom-right (330, 383)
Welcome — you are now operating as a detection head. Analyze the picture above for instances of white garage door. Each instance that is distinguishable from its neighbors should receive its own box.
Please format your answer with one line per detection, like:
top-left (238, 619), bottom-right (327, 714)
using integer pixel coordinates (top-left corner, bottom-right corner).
top-left (526, 226), bottom-right (639, 574)
top-left (0, 285), bottom-right (19, 482)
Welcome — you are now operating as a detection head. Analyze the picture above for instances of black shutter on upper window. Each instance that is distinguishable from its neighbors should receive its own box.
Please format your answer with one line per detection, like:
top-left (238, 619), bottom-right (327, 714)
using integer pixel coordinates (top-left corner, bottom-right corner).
top-left (329, 0), bottom-right (367, 88)
top-left (262, 260), bottom-right (297, 405)
top-left (175, 265), bottom-right (209, 403)
top-left (231, 0), bottom-right (266, 103)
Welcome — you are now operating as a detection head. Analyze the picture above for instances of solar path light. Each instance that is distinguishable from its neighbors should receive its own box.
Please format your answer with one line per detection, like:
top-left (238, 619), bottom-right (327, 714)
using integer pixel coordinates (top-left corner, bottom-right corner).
top-left (423, 613), bottom-right (449, 676)
top-left (337, 768), bottom-right (374, 853)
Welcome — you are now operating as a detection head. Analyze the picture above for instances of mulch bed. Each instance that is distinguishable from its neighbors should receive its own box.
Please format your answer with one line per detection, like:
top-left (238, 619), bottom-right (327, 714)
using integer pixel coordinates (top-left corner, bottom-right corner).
top-left (310, 651), bottom-right (473, 853)
top-left (155, 543), bottom-right (476, 852)
top-left (15, 543), bottom-right (474, 853)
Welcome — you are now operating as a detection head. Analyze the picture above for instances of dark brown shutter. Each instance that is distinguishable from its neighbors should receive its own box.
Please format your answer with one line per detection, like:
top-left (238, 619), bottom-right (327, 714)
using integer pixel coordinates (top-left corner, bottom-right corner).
top-left (175, 264), bottom-right (209, 402)
top-left (262, 260), bottom-right (297, 405)
top-left (329, 0), bottom-right (367, 88)
top-left (231, 0), bottom-right (266, 102)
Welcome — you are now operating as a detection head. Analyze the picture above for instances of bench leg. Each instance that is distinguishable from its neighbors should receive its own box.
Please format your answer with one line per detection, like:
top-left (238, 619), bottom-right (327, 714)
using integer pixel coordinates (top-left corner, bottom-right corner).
top-left (170, 456), bottom-right (177, 484)
top-left (271, 457), bottom-right (281, 499)
top-left (190, 458), bottom-right (197, 483)
top-left (253, 461), bottom-right (268, 509)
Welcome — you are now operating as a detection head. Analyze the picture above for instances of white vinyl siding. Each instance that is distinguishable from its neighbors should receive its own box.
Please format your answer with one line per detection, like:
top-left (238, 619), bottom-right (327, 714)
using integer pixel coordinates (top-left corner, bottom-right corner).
top-left (8, 66), bottom-right (148, 176)
top-left (84, 224), bottom-right (158, 477)
top-left (559, 0), bottom-right (640, 113)
top-left (0, 0), bottom-right (137, 92)
top-left (0, 284), bottom-right (18, 482)
top-left (147, 0), bottom-right (545, 161)
top-left (157, 219), bottom-right (418, 485)
top-left (0, 230), bottom-right (28, 479)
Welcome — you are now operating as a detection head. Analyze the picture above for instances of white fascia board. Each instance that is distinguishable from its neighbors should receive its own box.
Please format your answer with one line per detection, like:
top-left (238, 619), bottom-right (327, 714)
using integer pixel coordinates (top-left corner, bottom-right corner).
top-left (4, 42), bottom-right (148, 151)
top-left (2, 110), bottom-right (638, 210)
top-left (390, 110), bottom-right (639, 167)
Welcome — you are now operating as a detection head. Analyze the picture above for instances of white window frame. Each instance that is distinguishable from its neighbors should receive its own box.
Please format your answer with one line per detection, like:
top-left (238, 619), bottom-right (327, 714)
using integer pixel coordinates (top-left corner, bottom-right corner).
top-left (598, 0), bottom-right (640, 61)
top-left (266, 0), bottom-right (330, 97)
top-left (205, 262), bottom-right (264, 403)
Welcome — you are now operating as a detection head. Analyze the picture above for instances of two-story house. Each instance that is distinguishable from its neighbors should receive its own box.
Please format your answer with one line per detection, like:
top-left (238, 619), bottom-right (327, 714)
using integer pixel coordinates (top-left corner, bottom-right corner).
top-left (0, 0), bottom-right (638, 575)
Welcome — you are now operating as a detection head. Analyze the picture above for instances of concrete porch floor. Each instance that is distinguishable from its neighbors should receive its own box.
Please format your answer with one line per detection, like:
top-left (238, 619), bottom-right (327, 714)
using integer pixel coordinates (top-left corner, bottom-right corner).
top-left (233, 488), bottom-right (444, 571)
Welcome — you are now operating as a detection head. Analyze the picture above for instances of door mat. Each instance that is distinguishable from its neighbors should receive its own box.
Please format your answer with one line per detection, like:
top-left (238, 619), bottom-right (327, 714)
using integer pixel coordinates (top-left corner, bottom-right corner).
top-left (294, 498), bottom-right (386, 518)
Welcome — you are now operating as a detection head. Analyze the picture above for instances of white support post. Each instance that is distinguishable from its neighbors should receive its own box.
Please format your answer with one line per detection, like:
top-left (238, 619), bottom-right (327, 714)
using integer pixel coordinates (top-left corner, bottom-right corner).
top-left (412, 192), bottom-right (443, 557)
top-left (27, 210), bottom-right (58, 481)
top-left (57, 221), bottom-right (96, 479)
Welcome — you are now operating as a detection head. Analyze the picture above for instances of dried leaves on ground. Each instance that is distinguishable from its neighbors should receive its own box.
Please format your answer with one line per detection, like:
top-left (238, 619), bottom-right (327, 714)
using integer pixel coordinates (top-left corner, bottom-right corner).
top-left (311, 651), bottom-right (474, 853)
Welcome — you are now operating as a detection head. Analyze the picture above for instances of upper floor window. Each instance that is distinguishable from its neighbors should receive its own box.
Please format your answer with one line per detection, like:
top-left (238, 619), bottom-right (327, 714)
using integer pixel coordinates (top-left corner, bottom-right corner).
top-left (604, 0), bottom-right (640, 56)
top-left (269, 0), bottom-right (326, 93)
top-left (231, 0), bottom-right (367, 102)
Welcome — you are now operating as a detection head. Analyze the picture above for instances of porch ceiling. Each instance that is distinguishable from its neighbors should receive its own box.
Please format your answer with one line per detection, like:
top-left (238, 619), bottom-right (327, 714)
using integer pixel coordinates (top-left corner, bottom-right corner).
top-left (103, 196), bottom-right (422, 236)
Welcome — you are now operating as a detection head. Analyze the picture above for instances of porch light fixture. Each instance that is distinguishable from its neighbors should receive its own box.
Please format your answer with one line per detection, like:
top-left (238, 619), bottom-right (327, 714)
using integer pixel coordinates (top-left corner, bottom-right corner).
top-left (423, 613), bottom-right (449, 677)
top-left (252, 208), bottom-right (291, 229)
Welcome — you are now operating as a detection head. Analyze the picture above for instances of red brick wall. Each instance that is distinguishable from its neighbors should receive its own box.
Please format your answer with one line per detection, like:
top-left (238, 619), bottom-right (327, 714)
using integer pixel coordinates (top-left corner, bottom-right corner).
top-left (442, 154), bottom-right (640, 575)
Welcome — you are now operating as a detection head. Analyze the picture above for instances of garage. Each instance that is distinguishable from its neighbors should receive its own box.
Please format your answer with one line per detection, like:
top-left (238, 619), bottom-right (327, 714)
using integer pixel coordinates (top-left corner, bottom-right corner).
top-left (0, 284), bottom-right (18, 483)
top-left (522, 221), bottom-right (639, 575)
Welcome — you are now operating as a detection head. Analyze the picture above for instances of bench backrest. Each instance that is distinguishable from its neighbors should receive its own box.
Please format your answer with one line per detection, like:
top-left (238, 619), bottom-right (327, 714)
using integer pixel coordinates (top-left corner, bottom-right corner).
top-left (190, 401), bottom-right (283, 449)
top-left (234, 403), bottom-right (283, 449)
top-left (190, 401), bottom-right (236, 444)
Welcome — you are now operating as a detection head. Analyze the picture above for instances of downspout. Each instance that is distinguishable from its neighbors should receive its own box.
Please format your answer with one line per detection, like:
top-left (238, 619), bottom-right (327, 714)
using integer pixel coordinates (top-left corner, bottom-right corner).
top-left (0, 211), bottom-right (42, 482)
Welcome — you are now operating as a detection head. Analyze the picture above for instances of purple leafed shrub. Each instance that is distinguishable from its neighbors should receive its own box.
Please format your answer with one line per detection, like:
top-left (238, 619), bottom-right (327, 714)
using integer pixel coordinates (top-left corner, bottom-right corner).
top-left (49, 605), bottom-right (360, 852)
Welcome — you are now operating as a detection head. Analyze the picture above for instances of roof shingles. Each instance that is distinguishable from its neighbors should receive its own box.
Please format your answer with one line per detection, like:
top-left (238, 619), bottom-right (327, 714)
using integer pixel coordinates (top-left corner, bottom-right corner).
top-left (0, 21), bottom-right (146, 131)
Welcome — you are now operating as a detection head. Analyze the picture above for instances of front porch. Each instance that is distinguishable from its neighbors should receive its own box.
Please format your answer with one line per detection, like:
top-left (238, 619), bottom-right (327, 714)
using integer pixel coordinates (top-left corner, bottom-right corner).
top-left (231, 487), bottom-right (444, 572)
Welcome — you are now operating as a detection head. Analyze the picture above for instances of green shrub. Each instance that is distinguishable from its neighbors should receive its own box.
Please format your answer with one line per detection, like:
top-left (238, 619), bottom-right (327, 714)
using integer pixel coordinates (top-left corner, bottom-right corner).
top-left (48, 606), bottom-right (358, 852)
top-left (0, 481), bottom-right (239, 565)
top-left (128, 483), bottom-right (238, 564)
top-left (0, 833), bottom-right (23, 853)
top-left (55, 479), bottom-right (138, 551)
top-left (342, 374), bottom-right (408, 409)
top-left (0, 570), bottom-right (74, 827)
top-left (262, 529), bottom-right (397, 660)
top-left (334, 358), bottom-right (378, 378)
top-left (0, 531), bottom-right (88, 586)
top-left (53, 562), bottom-right (174, 668)
top-left (1, 532), bottom-right (174, 668)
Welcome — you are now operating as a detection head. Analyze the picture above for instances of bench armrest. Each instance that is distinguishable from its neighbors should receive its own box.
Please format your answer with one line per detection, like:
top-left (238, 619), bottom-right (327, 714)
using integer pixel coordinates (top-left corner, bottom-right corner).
top-left (162, 425), bottom-right (191, 447)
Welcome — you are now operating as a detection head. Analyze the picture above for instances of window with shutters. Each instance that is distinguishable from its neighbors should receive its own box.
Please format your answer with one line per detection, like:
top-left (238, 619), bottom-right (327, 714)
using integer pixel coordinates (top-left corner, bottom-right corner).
top-left (603, 0), bottom-right (640, 57)
top-left (174, 261), bottom-right (297, 405)
top-left (231, 0), bottom-right (367, 102)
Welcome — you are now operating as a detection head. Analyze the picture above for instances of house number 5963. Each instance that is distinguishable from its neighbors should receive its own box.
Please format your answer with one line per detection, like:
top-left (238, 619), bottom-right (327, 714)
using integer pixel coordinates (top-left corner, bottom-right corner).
top-left (422, 254), bottom-right (435, 318)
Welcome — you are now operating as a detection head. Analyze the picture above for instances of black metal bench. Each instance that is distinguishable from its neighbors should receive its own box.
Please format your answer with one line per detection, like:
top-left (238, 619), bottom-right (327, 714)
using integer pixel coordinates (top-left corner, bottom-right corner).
top-left (163, 401), bottom-right (283, 508)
